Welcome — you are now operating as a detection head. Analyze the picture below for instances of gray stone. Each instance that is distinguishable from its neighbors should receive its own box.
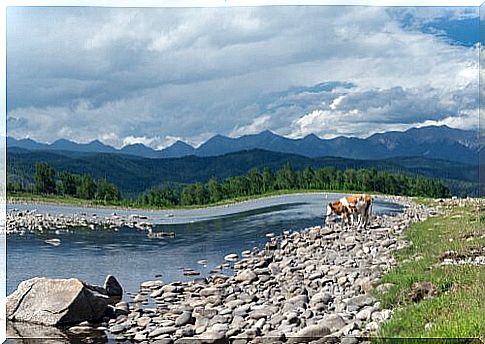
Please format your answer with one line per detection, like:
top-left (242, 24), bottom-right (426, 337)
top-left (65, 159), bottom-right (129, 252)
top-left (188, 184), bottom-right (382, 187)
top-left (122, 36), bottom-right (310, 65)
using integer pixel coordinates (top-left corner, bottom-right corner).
top-left (319, 314), bottom-right (346, 332)
top-left (356, 306), bottom-right (376, 321)
top-left (7, 277), bottom-right (109, 326)
top-left (200, 287), bottom-right (220, 297)
top-left (345, 295), bottom-right (376, 312)
top-left (375, 283), bottom-right (396, 294)
top-left (149, 326), bottom-right (177, 337)
top-left (310, 292), bottom-right (332, 306)
top-left (287, 323), bottom-right (331, 343)
top-left (235, 269), bottom-right (258, 283)
top-left (133, 332), bottom-right (147, 341)
top-left (198, 330), bottom-right (225, 343)
top-left (341, 337), bottom-right (359, 344)
top-left (110, 323), bottom-right (128, 334)
top-left (141, 280), bottom-right (164, 289)
top-left (176, 311), bottom-right (194, 326)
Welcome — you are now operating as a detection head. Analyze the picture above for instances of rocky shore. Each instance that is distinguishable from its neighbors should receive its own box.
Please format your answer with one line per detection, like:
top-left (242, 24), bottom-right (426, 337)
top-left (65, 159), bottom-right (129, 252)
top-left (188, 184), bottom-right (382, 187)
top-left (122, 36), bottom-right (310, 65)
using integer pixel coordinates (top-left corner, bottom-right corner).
top-left (99, 196), bottom-right (437, 343)
top-left (6, 208), bottom-right (153, 235)
top-left (7, 196), bottom-right (443, 343)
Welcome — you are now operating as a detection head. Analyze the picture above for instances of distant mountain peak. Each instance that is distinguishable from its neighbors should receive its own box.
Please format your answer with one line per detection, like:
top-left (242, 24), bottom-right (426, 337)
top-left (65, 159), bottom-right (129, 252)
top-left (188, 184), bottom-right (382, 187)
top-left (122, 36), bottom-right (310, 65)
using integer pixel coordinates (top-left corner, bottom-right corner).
top-left (88, 139), bottom-right (105, 145)
top-left (303, 133), bottom-right (320, 140)
top-left (171, 140), bottom-right (193, 148)
top-left (52, 138), bottom-right (73, 144)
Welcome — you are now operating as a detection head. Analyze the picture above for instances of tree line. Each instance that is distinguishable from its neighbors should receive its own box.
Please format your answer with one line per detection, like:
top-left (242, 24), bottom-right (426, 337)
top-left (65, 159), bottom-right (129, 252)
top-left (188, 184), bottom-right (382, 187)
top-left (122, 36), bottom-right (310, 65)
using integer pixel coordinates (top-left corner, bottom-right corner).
top-left (138, 163), bottom-right (450, 207)
top-left (7, 161), bottom-right (450, 207)
top-left (8, 162), bottom-right (121, 202)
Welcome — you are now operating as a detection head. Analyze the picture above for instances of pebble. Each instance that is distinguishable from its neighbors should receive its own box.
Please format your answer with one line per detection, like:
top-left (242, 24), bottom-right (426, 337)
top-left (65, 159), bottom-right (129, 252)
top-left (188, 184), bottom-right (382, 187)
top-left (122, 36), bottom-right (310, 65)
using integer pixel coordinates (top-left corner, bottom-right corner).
top-left (37, 195), bottom-right (439, 342)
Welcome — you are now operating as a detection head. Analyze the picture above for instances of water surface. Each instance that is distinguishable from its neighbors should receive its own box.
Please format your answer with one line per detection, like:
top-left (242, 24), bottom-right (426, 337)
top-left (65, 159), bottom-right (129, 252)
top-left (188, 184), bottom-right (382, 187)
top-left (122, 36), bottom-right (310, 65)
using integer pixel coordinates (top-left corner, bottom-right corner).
top-left (7, 193), bottom-right (401, 295)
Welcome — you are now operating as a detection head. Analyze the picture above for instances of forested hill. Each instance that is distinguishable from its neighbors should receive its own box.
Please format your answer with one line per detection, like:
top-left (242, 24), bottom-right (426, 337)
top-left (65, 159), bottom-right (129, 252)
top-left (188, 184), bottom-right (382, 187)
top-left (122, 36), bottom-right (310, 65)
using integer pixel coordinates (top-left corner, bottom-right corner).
top-left (7, 147), bottom-right (479, 197)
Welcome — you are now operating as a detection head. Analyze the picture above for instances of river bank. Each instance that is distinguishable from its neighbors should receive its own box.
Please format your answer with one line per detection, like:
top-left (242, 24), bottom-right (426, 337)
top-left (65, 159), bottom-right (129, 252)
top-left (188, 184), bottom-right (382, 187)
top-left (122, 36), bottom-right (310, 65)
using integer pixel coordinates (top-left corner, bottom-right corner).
top-left (6, 192), bottom-right (337, 234)
top-left (95, 195), bottom-right (435, 343)
top-left (10, 195), bottom-right (475, 343)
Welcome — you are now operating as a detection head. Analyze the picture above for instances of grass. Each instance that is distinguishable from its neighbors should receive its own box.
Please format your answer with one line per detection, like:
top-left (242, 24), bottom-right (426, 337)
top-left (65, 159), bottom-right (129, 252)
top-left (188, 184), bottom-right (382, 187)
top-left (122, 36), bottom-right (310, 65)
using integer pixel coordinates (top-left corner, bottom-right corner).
top-left (374, 198), bottom-right (485, 339)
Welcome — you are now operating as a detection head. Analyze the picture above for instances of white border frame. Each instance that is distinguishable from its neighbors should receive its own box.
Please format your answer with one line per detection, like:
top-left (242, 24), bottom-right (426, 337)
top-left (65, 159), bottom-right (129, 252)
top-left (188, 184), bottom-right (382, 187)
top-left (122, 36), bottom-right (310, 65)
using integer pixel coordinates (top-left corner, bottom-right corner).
top-left (1, 1), bottom-right (481, 342)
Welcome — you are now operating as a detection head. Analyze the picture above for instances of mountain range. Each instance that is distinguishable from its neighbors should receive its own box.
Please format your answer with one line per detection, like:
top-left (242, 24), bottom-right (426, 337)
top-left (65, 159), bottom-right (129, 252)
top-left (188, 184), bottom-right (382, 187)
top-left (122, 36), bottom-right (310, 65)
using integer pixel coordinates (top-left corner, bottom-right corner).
top-left (7, 125), bottom-right (480, 165)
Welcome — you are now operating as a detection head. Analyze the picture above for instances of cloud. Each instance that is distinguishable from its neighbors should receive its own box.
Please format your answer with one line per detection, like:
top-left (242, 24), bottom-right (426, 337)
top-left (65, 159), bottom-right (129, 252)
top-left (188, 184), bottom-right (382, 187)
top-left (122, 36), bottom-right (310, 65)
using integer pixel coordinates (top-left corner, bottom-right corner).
top-left (6, 6), bottom-right (478, 146)
top-left (230, 115), bottom-right (272, 137)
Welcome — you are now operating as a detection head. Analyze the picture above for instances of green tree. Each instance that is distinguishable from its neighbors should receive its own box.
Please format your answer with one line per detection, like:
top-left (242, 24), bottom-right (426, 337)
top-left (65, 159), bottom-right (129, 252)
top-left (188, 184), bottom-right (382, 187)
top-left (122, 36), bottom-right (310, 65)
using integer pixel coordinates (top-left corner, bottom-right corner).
top-left (76, 174), bottom-right (96, 199)
top-left (247, 168), bottom-right (263, 195)
top-left (58, 171), bottom-right (77, 196)
top-left (96, 179), bottom-right (121, 202)
top-left (275, 162), bottom-right (297, 190)
top-left (34, 162), bottom-right (56, 194)
top-left (262, 167), bottom-right (275, 193)
top-left (181, 184), bottom-right (197, 205)
top-left (207, 178), bottom-right (222, 203)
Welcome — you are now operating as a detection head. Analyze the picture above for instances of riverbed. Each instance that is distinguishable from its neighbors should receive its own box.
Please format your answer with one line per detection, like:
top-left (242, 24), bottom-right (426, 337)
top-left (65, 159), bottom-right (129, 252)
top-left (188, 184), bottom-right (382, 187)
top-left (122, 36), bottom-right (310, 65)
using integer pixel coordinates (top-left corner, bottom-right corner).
top-left (7, 193), bottom-right (401, 295)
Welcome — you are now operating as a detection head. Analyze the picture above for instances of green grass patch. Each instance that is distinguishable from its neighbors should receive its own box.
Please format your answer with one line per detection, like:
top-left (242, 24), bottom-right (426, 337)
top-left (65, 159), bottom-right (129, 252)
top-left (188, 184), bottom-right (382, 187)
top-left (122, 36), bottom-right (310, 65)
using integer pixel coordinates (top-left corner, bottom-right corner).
top-left (374, 200), bottom-right (484, 339)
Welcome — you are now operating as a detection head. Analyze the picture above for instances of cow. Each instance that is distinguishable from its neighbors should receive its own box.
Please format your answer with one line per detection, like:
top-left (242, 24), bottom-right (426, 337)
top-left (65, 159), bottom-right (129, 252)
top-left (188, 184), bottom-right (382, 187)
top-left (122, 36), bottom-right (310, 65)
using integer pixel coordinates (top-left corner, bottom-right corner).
top-left (347, 194), bottom-right (373, 229)
top-left (326, 194), bottom-right (373, 229)
top-left (325, 200), bottom-right (353, 230)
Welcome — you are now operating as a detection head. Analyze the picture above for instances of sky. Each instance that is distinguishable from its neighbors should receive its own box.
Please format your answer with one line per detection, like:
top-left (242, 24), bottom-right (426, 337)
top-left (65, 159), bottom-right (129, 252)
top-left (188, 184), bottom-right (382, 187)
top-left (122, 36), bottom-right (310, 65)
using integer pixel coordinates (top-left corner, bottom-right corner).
top-left (6, 5), bottom-right (479, 149)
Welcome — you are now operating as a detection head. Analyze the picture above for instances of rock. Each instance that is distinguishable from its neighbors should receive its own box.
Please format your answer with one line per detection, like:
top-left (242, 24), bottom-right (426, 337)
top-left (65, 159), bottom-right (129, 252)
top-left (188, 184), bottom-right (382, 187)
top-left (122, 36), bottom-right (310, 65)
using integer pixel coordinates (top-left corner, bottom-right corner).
top-left (149, 327), bottom-right (177, 337)
top-left (356, 306), bottom-right (376, 321)
top-left (68, 325), bottom-right (104, 336)
top-left (109, 323), bottom-right (128, 334)
top-left (199, 330), bottom-right (225, 343)
top-left (345, 295), bottom-right (376, 312)
top-left (341, 337), bottom-right (359, 344)
top-left (210, 323), bottom-right (229, 333)
top-left (134, 332), bottom-right (147, 341)
top-left (200, 287), bottom-right (220, 297)
top-left (175, 311), bottom-right (194, 326)
top-left (7, 321), bottom-right (69, 339)
top-left (152, 339), bottom-right (174, 344)
top-left (310, 292), bottom-right (332, 306)
top-left (407, 281), bottom-right (438, 302)
top-left (249, 309), bottom-right (272, 320)
top-left (184, 270), bottom-right (201, 276)
top-left (287, 324), bottom-right (331, 343)
top-left (161, 285), bottom-right (180, 293)
top-left (6, 277), bottom-right (109, 326)
top-left (235, 269), bottom-right (257, 283)
top-left (141, 280), bottom-right (164, 289)
top-left (224, 254), bottom-right (239, 262)
top-left (137, 316), bottom-right (151, 328)
top-left (133, 294), bottom-right (147, 303)
top-left (375, 283), bottom-right (395, 294)
top-left (318, 314), bottom-right (346, 332)
top-left (288, 294), bottom-right (308, 308)
top-left (365, 321), bottom-right (379, 332)
top-left (103, 275), bottom-right (123, 297)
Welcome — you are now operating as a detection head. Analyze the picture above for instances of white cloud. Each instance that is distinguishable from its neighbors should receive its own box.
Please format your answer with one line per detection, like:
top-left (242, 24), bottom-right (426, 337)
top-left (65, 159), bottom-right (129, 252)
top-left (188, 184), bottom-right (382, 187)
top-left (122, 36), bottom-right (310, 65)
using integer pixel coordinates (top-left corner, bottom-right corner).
top-left (122, 135), bottom-right (155, 147)
top-left (230, 115), bottom-right (272, 137)
top-left (6, 6), bottom-right (478, 145)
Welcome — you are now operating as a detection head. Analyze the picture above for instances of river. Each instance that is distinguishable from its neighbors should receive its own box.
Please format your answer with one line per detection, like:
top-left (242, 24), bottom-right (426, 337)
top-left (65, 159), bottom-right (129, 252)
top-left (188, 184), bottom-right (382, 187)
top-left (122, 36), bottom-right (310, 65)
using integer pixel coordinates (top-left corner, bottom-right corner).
top-left (7, 193), bottom-right (401, 295)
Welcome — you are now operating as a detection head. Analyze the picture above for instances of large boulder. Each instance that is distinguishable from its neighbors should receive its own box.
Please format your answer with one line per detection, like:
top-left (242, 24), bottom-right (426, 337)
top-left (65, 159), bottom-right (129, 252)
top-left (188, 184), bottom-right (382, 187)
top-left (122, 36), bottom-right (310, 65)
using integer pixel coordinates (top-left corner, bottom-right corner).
top-left (7, 277), bottom-right (109, 326)
top-left (103, 274), bottom-right (123, 298)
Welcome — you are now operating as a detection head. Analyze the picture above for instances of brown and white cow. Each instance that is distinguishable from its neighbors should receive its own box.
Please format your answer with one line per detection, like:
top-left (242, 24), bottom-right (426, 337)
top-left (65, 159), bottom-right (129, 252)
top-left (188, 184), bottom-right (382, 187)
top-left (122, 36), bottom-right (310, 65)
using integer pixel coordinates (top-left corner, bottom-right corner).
top-left (326, 200), bottom-right (353, 229)
top-left (347, 194), bottom-right (373, 229)
top-left (326, 194), bottom-right (373, 229)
